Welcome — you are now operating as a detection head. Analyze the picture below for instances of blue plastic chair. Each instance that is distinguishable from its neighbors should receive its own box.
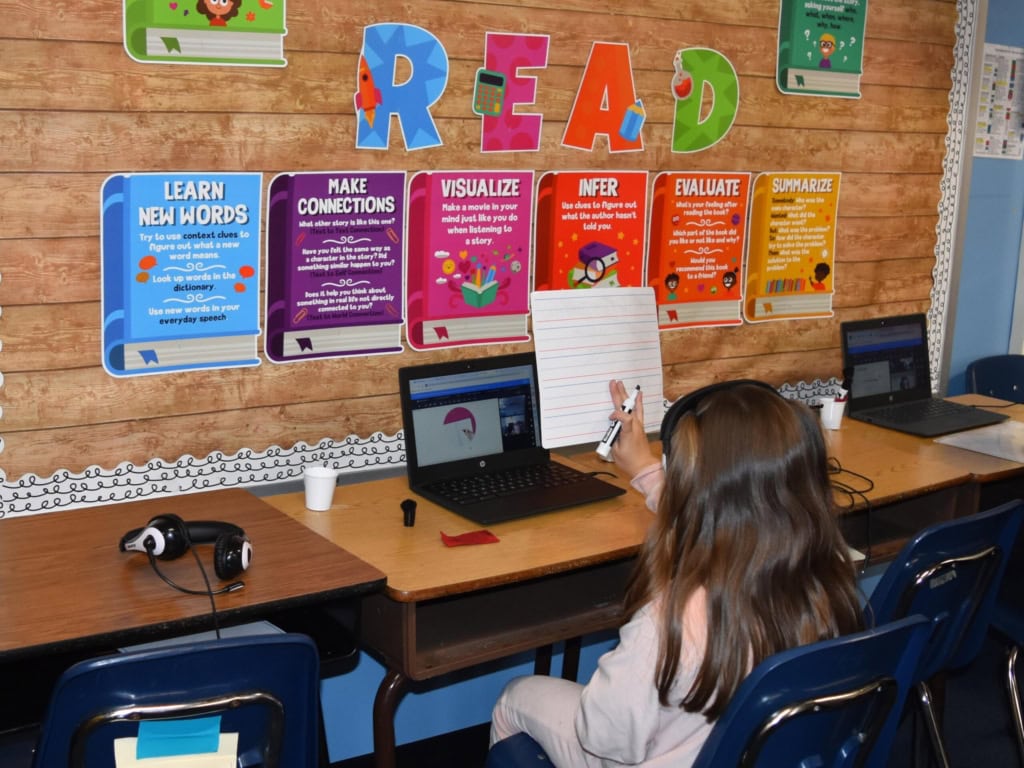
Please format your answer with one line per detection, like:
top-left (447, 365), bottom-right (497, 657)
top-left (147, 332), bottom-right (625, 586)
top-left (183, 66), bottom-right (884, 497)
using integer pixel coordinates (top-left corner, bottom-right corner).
top-left (866, 499), bottom-right (1024, 768)
top-left (989, 517), bottom-right (1024, 766)
top-left (966, 354), bottom-right (1024, 403)
top-left (486, 615), bottom-right (933, 768)
top-left (24, 633), bottom-right (320, 768)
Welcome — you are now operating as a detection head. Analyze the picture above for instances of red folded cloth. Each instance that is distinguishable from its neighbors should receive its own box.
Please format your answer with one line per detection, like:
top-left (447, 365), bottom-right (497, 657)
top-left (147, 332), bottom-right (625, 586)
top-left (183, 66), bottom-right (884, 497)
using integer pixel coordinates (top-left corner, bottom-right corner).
top-left (441, 530), bottom-right (500, 546)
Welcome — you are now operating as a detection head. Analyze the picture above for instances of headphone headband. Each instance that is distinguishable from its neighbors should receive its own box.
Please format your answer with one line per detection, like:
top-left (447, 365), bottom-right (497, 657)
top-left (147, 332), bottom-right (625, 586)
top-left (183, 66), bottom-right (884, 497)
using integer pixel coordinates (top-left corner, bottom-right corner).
top-left (119, 514), bottom-right (252, 585)
top-left (660, 379), bottom-right (781, 461)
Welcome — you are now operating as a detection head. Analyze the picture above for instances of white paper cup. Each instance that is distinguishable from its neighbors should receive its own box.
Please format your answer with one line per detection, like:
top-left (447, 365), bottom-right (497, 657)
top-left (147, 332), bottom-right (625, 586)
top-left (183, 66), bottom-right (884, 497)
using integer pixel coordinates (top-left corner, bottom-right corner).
top-left (819, 397), bottom-right (847, 430)
top-left (303, 465), bottom-right (339, 511)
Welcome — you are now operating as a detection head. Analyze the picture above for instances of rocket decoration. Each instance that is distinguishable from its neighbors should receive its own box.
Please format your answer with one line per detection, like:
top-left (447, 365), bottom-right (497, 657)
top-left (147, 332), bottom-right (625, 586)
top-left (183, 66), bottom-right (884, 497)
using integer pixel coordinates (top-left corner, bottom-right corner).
top-left (355, 55), bottom-right (383, 127)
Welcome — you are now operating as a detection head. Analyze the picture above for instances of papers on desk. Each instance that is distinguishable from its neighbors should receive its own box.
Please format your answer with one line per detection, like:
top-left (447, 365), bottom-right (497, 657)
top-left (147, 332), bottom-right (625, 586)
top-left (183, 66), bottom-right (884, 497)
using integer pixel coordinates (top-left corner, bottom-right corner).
top-left (114, 733), bottom-right (237, 767)
top-left (531, 288), bottom-right (664, 448)
top-left (935, 419), bottom-right (1024, 463)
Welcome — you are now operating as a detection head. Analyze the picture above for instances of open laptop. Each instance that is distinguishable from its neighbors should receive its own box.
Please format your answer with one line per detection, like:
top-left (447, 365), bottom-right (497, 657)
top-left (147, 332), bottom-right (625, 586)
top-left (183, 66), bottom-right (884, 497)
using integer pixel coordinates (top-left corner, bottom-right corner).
top-left (398, 352), bottom-right (625, 525)
top-left (840, 313), bottom-right (1007, 437)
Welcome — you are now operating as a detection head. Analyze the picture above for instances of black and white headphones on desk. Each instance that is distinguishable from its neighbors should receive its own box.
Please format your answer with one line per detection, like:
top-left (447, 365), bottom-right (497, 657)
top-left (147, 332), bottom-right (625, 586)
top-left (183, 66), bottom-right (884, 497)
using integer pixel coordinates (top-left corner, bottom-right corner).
top-left (119, 513), bottom-right (253, 595)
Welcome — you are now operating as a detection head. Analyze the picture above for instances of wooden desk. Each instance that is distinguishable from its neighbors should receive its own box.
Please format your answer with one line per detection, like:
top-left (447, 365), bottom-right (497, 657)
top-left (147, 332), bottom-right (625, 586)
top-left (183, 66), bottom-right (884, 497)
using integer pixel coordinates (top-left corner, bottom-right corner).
top-left (265, 462), bottom-right (651, 768)
top-left (937, 395), bottom-right (1024, 507)
top-left (0, 489), bottom-right (386, 661)
top-left (267, 416), bottom-right (1014, 768)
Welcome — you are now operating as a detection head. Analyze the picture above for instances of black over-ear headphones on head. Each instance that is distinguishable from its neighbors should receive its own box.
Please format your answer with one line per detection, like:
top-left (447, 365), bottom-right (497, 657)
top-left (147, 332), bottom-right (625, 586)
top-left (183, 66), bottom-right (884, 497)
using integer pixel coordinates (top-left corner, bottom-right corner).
top-left (119, 513), bottom-right (253, 594)
top-left (659, 379), bottom-right (782, 463)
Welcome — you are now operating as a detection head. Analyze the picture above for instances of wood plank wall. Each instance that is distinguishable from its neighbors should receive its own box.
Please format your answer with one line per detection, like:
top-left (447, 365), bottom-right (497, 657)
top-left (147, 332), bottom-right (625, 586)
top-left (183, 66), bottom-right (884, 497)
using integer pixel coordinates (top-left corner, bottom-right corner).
top-left (0, 0), bottom-right (957, 486)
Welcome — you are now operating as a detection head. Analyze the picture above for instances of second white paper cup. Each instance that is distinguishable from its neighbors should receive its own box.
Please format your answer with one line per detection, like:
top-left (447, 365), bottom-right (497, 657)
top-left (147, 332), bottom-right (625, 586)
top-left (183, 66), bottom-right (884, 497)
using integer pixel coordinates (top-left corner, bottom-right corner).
top-left (819, 397), bottom-right (847, 430)
top-left (303, 465), bottom-right (339, 511)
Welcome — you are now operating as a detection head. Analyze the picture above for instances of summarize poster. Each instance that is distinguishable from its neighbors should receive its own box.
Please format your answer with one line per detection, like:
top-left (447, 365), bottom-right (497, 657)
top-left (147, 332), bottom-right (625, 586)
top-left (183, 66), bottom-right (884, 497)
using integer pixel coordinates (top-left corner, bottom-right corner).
top-left (534, 170), bottom-right (648, 291)
top-left (648, 171), bottom-right (751, 329)
top-left (405, 170), bottom-right (534, 350)
top-left (123, 0), bottom-right (287, 67)
top-left (265, 171), bottom-right (405, 362)
top-left (776, 0), bottom-right (867, 98)
top-left (744, 172), bottom-right (840, 323)
top-left (100, 172), bottom-right (262, 377)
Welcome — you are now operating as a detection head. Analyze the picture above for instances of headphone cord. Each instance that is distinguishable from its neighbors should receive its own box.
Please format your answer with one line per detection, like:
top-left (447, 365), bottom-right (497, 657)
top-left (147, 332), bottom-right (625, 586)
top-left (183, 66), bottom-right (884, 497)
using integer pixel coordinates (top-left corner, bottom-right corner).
top-left (828, 456), bottom-right (876, 580)
top-left (144, 544), bottom-right (237, 640)
top-left (187, 540), bottom-right (222, 640)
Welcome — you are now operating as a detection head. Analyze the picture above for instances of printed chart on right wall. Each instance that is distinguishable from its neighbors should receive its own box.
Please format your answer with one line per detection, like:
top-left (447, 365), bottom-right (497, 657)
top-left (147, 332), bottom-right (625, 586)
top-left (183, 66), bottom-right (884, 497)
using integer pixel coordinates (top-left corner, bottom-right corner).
top-left (744, 171), bottom-right (840, 324)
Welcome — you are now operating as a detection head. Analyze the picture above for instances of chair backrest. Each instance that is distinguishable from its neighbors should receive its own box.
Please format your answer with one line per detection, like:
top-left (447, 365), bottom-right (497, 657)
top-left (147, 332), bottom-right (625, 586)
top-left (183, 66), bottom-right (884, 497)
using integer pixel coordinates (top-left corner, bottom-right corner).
top-left (867, 500), bottom-right (1024, 680)
top-left (966, 354), bottom-right (1024, 402)
top-left (690, 614), bottom-right (933, 768)
top-left (31, 633), bottom-right (320, 768)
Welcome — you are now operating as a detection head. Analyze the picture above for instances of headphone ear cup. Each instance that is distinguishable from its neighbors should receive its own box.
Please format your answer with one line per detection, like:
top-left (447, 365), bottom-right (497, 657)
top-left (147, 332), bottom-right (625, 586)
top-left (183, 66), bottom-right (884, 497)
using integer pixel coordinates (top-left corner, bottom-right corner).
top-left (213, 532), bottom-right (253, 580)
top-left (120, 514), bottom-right (189, 560)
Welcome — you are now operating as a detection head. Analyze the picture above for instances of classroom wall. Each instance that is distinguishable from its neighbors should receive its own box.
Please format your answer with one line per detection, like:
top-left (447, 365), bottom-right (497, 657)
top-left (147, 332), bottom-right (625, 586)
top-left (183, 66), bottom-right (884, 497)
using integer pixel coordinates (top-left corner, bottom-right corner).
top-left (946, 0), bottom-right (1024, 394)
top-left (0, 0), bottom-right (961, 513)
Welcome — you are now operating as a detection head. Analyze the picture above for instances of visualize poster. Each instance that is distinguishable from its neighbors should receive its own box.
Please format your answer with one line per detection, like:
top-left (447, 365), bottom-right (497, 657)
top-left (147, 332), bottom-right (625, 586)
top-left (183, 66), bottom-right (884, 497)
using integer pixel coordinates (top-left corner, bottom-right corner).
top-left (264, 171), bottom-right (405, 362)
top-left (405, 170), bottom-right (534, 351)
top-left (123, 0), bottom-right (287, 67)
top-left (776, 0), bottom-right (867, 98)
top-left (100, 172), bottom-right (263, 377)
top-left (974, 43), bottom-right (1024, 160)
top-left (534, 171), bottom-right (648, 292)
top-left (648, 171), bottom-right (751, 329)
top-left (744, 172), bottom-right (840, 323)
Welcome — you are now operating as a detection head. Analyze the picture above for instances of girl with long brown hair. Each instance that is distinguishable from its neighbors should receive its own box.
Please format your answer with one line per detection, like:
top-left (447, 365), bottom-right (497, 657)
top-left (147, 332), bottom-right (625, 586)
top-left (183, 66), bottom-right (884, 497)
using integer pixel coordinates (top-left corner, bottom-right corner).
top-left (489, 380), bottom-right (863, 766)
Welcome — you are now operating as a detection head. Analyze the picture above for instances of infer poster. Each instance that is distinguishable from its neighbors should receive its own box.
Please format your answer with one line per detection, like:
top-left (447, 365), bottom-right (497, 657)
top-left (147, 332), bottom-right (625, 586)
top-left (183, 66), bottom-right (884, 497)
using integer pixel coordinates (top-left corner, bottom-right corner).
top-left (647, 171), bottom-right (751, 329)
top-left (405, 170), bottom-right (535, 350)
top-left (264, 171), bottom-right (405, 362)
top-left (100, 172), bottom-right (262, 377)
top-left (744, 171), bottom-right (840, 323)
top-left (534, 171), bottom-right (648, 291)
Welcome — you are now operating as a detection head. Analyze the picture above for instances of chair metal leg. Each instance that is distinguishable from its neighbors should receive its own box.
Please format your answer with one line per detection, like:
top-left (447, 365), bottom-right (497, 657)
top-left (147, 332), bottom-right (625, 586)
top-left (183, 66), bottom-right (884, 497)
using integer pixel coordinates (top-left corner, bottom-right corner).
top-left (1005, 644), bottom-right (1024, 767)
top-left (918, 681), bottom-right (952, 768)
top-left (534, 644), bottom-right (554, 675)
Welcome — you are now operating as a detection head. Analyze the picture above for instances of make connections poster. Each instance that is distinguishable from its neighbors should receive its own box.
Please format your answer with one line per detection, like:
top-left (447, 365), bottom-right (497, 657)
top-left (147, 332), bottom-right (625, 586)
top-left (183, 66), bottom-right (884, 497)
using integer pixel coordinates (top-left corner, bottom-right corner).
top-left (100, 172), bottom-right (263, 377)
top-left (264, 171), bottom-right (405, 362)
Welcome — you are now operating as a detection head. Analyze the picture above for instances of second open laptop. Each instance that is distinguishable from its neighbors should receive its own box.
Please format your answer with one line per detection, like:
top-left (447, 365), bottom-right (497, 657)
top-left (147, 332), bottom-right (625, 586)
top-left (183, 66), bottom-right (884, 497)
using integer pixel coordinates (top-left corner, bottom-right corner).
top-left (840, 313), bottom-right (1007, 437)
top-left (398, 352), bottom-right (625, 526)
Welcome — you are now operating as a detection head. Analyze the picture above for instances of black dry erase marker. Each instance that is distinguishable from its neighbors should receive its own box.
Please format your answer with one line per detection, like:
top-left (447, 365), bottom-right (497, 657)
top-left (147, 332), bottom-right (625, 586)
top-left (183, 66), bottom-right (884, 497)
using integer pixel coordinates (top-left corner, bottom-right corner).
top-left (596, 384), bottom-right (640, 459)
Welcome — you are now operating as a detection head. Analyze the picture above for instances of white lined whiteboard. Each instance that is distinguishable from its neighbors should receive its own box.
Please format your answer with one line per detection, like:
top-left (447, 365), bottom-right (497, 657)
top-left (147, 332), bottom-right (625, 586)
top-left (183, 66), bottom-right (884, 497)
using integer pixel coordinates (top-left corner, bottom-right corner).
top-left (531, 288), bottom-right (664, 448)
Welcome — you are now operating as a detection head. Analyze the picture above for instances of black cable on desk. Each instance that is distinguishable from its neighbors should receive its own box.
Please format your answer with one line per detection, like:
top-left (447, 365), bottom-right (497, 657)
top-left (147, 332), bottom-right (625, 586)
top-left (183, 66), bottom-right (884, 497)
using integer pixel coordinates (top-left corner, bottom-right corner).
top-left (828, 456), bottom-right (876, 577)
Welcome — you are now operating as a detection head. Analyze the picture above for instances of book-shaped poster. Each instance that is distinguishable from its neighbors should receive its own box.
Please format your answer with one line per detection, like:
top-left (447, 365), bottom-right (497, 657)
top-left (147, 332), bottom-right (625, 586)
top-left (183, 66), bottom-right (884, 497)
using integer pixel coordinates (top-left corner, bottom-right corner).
top-left (405, 170), bottom-right (534, 351)
top-left (648, 172), bottom-right (751, 329)
top-left (265, 172), bottom-right (405, 362)
top-left (123, 0), bottom-right (287, 67)
top-left (776, 0), bottom-right (867, 98)
top-left (744, 172), bottom-right (840, 323)
top-left (100, 172), bottom-right (262, 377)
top-left (534, 171), bottom-right (648, 292)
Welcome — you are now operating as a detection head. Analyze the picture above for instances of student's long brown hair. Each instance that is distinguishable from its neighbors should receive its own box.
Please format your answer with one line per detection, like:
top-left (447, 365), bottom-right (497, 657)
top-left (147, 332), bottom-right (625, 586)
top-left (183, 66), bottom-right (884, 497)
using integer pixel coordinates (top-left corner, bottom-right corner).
top-left (624, 383), bottom-right (863, 720)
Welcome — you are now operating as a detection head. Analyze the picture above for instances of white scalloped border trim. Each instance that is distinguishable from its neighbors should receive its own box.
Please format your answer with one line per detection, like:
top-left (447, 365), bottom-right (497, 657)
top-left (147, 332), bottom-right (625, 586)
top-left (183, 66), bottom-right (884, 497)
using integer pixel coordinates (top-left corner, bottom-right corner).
top-left (1, 379), bottom-right (850, 517)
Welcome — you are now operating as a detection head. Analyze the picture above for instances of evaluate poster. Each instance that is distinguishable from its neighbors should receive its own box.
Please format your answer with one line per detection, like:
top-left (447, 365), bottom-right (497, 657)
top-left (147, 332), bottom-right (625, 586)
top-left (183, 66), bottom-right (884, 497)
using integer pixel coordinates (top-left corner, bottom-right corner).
top-left (647, 171), bottom-right (751, 329)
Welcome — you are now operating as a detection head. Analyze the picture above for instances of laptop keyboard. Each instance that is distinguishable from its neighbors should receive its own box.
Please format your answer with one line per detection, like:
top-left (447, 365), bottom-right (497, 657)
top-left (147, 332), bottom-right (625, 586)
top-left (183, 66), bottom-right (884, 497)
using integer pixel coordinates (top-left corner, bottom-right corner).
top-left (868, 398), bottom-right (967, 424)
top-left (423, 462), bottom-right (590, 506)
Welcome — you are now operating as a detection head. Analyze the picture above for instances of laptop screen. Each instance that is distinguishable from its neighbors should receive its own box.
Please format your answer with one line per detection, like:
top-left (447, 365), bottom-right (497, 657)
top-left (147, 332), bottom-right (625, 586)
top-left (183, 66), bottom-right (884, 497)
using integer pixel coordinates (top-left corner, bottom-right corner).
top-left (399, 352), bottom-right (546, 482)
top-left (841, 314), bottom-right (933, 409)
